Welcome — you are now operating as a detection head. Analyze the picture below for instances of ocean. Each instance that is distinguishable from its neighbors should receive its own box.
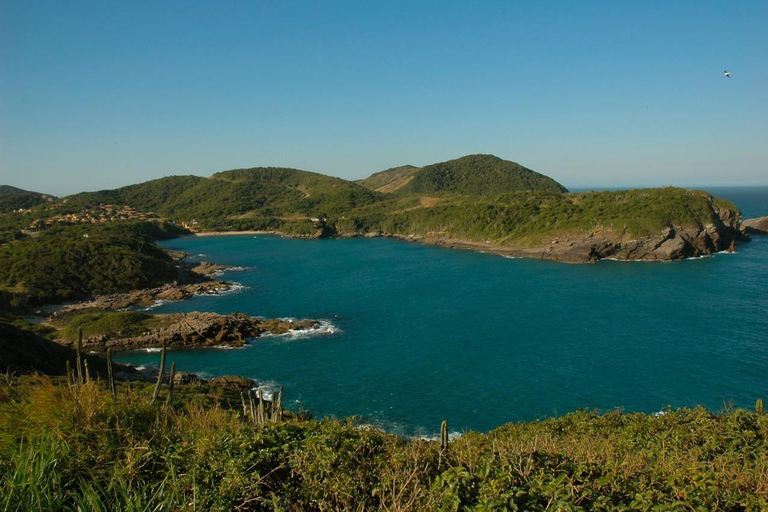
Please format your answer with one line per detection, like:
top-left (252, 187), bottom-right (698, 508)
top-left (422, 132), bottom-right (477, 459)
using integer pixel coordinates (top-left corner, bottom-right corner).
top-left (114, 186), bottom-right (768, 436)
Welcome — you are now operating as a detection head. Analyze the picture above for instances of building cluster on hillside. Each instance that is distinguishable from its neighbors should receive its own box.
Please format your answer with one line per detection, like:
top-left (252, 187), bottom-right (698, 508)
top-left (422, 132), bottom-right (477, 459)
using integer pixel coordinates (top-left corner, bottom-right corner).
top-left (27, 204), bottom-right (159, 230)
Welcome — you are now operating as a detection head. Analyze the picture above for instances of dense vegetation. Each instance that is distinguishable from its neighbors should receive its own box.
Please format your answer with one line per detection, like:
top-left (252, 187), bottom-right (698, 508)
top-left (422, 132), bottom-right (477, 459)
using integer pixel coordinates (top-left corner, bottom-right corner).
top-left (0, 191), bottom-right (50, 214)
top-left (5, 156), bottom-right (740, 247)
top-left (0, 222), bottom-right (183, 308)
top-left (55, 310), bottom-right (172, 342)
top-left (66, 168), bottom-right (381, 226)
top-left (32, 157), bottom-right (736, 245)
top-left (384, 155), bottom-right (568, 196)
top-left (1, 376), bottom-right (765, 510)
top-left (331, 188), bottom-right (739, 245)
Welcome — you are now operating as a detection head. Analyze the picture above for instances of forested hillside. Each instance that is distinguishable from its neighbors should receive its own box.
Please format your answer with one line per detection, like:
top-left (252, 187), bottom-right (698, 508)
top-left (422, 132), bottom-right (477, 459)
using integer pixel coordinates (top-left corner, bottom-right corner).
top-left (0, 222), bottom-right (183, 308)
top-left (0, 185), bottom-right (53, 214)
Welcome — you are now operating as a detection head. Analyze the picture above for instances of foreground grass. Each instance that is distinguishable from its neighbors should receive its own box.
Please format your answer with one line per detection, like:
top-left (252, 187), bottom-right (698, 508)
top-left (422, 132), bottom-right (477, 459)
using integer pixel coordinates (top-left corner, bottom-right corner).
top-left (1, 376), bottom-right (766, 511)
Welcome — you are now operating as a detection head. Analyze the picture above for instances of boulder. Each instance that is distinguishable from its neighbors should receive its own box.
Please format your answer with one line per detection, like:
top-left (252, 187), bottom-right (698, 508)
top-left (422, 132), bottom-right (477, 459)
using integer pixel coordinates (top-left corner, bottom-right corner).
top-left (742, 216), bottom-right (768, 235)
top-left (173, 372), bottom-right (203, 385)
top-left (209, 375), bottom-right (255, 389)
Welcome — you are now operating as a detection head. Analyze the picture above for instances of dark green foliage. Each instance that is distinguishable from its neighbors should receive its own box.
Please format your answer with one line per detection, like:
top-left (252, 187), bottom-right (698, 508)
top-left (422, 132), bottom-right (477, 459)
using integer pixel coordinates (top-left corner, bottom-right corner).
top-left (65, 168), bottom-right (381, 228)
top-left (0, 222), bottom-right (177, 306)
top-left (0, 318), bottom-right (106, 376)
top-left (64, 175), bottom-right (205, 213)
top-left (1, 378), bottom-right (766, 510)
top-left (0, 192), bottom-right (49, 214)
top-left (396, 155), bottom-right (568, 195)
top-left (0, 185), bottom-right (46, 195)
top-left (341, 188), bottom-right (739, 245)
top-left (57, 311), bottom-right (163, 341)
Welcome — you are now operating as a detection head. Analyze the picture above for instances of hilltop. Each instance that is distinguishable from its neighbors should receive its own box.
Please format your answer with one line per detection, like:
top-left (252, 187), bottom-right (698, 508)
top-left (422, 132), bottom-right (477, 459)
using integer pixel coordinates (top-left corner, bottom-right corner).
top-left (355, 165), bottom-right (421, 193)
top-left (0, 185), bottom-right (54, 214)
top-left (0, 155), bottom-right (749, 266)
top-left (357, 155), bottom-right (568, 195)
top-left (64, 167), bottom-right (380, 233)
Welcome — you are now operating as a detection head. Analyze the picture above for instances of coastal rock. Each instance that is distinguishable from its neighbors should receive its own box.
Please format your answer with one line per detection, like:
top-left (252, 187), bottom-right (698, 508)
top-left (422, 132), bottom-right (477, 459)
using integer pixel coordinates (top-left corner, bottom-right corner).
top-left (209, 375), bottom-right (254, 389)
top-left (173, 371), bottom-right (203, 385)
top-left (54, 280), bottom-right (231, 313)
top-left (63, 312), bottom-right (321, 352)
top-left (409, 205), bottom-right (747, 263)
top-left (742, 216), bottom-right (768, 235)
top-left (535, 207), bottom-right (747, 262)
top-left (190, 261), bottom-right (231, 276)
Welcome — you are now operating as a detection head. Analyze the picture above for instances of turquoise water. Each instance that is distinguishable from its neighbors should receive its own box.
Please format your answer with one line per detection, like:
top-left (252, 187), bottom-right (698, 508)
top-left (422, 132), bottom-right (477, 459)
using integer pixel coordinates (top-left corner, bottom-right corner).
top-left (115, 187), bottom-right (768, 436)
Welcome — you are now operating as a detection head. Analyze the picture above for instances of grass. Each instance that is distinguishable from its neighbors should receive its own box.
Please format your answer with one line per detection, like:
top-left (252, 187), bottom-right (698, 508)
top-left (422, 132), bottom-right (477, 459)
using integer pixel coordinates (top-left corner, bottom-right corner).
top-left (55, 311), bottom-right (174, 342)
top-left (1, 375), bottom-right (766, 510)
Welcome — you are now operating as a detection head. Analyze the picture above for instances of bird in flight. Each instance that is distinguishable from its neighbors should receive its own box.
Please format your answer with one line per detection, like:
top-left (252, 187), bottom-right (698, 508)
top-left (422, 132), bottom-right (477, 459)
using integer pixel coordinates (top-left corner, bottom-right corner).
top-left (724, 70), bottom-right (731, 78)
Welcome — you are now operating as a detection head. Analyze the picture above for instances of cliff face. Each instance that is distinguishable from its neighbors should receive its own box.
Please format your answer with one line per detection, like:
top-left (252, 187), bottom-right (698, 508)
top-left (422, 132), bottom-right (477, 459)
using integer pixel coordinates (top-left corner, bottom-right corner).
top-left (523, 206), bottom-right (748, 263)
top-left (402, 202), bottom-right (750, 263)
top-left (742, 216), bottom-right (768, 235)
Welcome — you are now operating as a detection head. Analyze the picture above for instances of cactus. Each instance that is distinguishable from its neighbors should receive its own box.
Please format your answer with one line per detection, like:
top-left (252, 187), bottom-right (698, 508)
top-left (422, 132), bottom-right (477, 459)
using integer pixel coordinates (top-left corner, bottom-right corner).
top-left (165, 362), bottom-right (176, 411)
top-left (272, 386), bottom-right (283, 423)
top-left (106, 348), bottom-right (116, 397)
top-left (240, 391), bottom-right (248, 417)
top-left (440, 420), bottom-right (449, 451)
top-left (257, 388), bottom-right (265, 424)
top-left (150, 340), bottom-right (167, 405)
top-left (757, 398), bottom-right (765, 414)
top-left (76, 329), bottom-right (83, 385)
top-left (83, 360), bottom-right (90, 383)
top-left (248, 389), bottom-right (256, 423)
top-left (65, 360), bottom-right (73, 387)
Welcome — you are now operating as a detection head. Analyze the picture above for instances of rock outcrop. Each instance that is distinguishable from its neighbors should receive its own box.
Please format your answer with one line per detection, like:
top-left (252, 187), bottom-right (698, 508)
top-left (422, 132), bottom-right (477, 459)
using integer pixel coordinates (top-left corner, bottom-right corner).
top-left (209, 375), bottom-right (255, 390)
top-left (59, 312), bottom-right (321, 352)
top-left (54, 281), bottom-right (232, 313)
top-left (742, 216), bottom-right (768, 235)
top-left (394, 204), bottom-right (749, 263)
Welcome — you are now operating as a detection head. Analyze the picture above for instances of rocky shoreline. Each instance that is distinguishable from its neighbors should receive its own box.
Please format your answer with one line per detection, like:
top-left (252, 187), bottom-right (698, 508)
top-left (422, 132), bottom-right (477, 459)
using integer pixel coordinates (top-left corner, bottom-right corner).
top-left (742, 215), bottom-right (768, 236)
top-left (192, 207), bottom-right (750, 263)
top-left (57, 311), bottom-right (321, 352)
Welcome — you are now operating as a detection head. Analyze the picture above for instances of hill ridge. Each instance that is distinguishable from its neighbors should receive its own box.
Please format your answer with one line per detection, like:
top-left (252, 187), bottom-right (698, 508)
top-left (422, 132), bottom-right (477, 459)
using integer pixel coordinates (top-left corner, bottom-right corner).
top-left (357, 154), bottom-right (567, 195)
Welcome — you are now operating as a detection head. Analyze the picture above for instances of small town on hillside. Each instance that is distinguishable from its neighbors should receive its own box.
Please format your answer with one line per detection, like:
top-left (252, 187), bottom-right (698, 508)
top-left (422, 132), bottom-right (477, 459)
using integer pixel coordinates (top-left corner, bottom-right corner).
top-left (24, 203), bottom-right (160, 231)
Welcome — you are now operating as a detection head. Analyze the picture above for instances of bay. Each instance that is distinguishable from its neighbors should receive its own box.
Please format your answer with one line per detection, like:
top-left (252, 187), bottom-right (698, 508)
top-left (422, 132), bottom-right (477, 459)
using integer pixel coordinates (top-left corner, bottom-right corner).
top-left (115, 187), bottom-right (768, 436)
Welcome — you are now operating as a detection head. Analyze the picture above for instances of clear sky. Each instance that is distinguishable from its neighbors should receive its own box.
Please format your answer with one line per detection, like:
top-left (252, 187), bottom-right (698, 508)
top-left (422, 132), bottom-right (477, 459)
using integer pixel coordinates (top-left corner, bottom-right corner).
top-left (2, 1), bottom-right (767, 196)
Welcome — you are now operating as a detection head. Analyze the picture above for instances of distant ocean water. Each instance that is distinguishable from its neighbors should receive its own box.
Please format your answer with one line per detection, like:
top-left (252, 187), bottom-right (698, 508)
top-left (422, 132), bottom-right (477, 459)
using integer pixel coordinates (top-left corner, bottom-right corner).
top-left (115, 186), bottom-right (768, 436)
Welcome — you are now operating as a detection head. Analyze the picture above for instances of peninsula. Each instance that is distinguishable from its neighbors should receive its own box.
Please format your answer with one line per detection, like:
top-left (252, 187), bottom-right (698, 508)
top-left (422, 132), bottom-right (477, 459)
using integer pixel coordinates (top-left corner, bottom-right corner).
top-left (1, 154), bottom-right (750, 265)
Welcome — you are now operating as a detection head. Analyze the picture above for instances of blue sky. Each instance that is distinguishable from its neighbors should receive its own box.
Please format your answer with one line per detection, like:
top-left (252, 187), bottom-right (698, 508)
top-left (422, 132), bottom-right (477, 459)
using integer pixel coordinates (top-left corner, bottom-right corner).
top-left (2, 1), bottom-right (767, 195)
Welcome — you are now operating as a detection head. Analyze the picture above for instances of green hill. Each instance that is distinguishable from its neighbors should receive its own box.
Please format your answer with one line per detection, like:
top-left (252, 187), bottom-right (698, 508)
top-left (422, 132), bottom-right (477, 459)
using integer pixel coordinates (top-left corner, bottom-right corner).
top-left (0, 185), bottom-right (39, 195)
top-left (65, 168), bottom-right (381, 230)
top-left (359, 155), bottom-right (568, 196)
top-left (0, 222), bottom-right (181, 307)
top-left (355, 165), bottom-right (421, 193)
top-left (0, 185), bottom-right (53, 214)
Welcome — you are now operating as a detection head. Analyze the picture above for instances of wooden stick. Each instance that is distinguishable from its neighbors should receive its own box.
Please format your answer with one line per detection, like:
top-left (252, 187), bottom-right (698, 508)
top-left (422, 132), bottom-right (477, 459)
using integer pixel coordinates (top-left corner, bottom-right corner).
top-left (150, 340), bottom-right (167, 405)
top-left (106, 348), bottom-right (116, 397)
top-left (76, 329), bottom-right (83, 385)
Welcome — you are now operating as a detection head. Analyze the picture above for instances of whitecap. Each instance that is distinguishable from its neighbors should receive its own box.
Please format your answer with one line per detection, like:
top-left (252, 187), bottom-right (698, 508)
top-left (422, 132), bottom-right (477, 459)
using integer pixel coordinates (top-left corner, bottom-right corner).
top-left (194, 282), bottom-right (247, 297)
top-left (249, 381), bottom-right (280, 401)
top-left (259, 319), bottom-right (341, 340)
top-left (416, 431), bottom-right (464, 442)
top-left (142, 347), bottom-right (162, 353)
top-left (143, 299), bottom-right (168, 310)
